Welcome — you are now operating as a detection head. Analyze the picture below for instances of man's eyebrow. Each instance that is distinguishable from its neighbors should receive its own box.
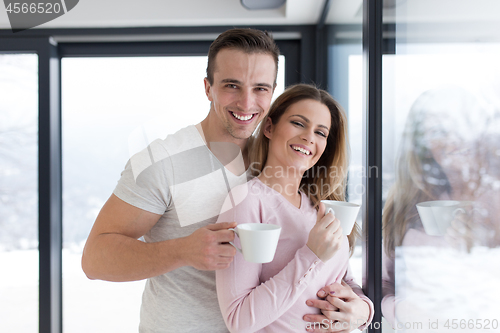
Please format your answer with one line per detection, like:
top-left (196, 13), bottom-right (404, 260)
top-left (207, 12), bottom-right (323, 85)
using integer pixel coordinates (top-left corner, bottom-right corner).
top-left (289, 114), bottom-right (330, 131)
top-left (255, 83), bottom-right (274, 89)
top-left (220, 79), bottom-right (273, 89)
top-left (221, 79), bottom-right (242, 85)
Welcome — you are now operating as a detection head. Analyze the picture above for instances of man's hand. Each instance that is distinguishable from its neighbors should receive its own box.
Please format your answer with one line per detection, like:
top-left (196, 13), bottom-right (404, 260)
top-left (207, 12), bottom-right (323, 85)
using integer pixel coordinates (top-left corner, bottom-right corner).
top-left (180, 222), bottom-right (238, 270)
top-left (304, 281), bottom-right (370, 333)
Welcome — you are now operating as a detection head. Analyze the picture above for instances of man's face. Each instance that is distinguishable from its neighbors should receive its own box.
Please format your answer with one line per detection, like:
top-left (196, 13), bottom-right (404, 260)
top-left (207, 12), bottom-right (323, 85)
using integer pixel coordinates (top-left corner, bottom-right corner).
top-left (204, 48), bottom-right (276, 140)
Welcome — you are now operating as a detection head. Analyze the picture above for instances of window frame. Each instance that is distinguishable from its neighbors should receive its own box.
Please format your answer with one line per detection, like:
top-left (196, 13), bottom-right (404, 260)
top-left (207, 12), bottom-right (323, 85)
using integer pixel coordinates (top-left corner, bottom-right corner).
top-left (0, 38), bottom-right (63, 333)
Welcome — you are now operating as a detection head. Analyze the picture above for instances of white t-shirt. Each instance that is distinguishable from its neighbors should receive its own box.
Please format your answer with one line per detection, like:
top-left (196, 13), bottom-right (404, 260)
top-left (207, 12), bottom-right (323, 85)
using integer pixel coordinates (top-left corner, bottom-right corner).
top-left (113, 125), bottom-right (249, 332)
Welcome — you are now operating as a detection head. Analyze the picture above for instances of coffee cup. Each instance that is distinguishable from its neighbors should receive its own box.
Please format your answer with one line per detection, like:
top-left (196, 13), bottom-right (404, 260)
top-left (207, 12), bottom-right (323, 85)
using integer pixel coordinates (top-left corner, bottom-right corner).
top-left (320, 200), bottom-right (360, 236)
top-left (416, 200), bottom-right (469, 236)
top-left (229, 223), bottom-right (281, 263)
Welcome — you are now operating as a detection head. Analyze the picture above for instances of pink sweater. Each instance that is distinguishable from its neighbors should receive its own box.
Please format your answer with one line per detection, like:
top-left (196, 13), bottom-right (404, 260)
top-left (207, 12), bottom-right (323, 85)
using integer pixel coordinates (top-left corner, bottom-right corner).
top-left (216, 178), bottom-right (374, 333)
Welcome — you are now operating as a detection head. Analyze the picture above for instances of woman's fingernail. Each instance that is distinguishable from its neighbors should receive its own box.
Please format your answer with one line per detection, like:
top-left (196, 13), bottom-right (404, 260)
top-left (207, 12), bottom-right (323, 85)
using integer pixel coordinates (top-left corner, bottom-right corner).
top-left (318, 290), bottom-right (326, 297)
top-left (329, 291), bottom-right (335, 295)
top-left (306, 300), bottom-right (313, 306)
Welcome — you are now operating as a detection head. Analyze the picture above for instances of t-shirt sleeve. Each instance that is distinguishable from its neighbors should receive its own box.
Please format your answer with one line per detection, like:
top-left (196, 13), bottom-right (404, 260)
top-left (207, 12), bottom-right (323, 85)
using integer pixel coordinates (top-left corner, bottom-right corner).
top-left (216, 187), bottom-right (325, 333)
top-left (113, 143), bottom-right (172, 215)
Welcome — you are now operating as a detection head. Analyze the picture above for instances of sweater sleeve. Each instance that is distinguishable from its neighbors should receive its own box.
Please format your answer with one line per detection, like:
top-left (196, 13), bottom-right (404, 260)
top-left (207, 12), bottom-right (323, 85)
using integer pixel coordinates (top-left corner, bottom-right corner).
top-left (342, 264), bottom-right (375, 330)
top-left (381, 248), bottom-right (396, 328)
top-left (215, 185), bottom-right (326, 333)
top-left (216, 244), bottom-right (325, 333)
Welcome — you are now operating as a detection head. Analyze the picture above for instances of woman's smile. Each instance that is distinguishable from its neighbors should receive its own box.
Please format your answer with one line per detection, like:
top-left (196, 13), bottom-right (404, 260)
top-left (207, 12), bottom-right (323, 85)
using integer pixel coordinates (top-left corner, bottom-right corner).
top-left (289, 144), bottom-right (312, 156)
top-left (265, 98), bottom-right (331, 174)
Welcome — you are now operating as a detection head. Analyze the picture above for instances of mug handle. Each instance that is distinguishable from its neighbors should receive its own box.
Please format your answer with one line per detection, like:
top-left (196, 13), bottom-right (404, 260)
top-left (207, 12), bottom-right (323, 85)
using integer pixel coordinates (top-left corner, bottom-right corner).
top-left (228, 228), bottom-right (242, 254)
top-left (452, 208), bottom-right (466, 217)
top-left (324, 208), bottom-right (335, 217)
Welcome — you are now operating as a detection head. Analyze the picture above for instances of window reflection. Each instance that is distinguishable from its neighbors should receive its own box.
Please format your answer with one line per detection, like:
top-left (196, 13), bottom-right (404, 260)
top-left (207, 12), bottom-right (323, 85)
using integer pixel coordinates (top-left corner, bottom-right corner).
top-left (382, 46), bottom-right (500, 332)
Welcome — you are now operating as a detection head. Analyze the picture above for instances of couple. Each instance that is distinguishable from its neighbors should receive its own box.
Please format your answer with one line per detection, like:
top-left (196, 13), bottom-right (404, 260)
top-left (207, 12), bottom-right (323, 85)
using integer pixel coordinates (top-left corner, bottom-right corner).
top-left (82, 28), bottom-right (373, 332)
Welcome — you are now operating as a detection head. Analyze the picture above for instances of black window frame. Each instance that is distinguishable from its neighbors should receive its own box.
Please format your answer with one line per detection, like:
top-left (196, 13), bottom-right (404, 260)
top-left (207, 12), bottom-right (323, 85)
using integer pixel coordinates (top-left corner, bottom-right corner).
top-left (0, 37), bottom-right (63, 333)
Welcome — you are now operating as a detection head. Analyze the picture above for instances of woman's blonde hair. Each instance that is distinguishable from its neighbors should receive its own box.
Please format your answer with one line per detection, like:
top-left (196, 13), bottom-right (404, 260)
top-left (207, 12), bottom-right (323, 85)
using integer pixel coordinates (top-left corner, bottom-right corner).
top-left (249, 84), bottom-right (360, 255)
top-left (382, 87), bottom-right (473, 257)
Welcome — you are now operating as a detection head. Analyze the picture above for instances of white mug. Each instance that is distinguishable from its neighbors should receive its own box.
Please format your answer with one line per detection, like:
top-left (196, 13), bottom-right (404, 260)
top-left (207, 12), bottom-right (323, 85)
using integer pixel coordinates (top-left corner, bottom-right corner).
top-left (320, 200), bottom-right (360, 236)
top-left (229, 223), bottom-right (281, 263)
top-left (416, 200), bottom-right (470, 236)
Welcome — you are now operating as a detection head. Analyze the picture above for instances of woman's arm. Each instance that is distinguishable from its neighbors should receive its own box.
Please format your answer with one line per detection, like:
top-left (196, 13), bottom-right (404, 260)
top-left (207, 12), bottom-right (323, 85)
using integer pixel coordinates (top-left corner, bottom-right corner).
top-left (216, 191), bottom-right (343, 333)
top-left (342, 267), bottom-right (374, 330)
top-left (381, 247), bottom-right (396, 328)
top-left (216, 242), bottom-right (325, 333)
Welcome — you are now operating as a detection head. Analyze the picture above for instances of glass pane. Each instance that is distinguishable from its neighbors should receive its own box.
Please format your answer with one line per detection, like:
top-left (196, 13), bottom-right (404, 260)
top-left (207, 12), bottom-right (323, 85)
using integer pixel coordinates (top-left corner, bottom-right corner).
top-left (62, 55), bottom-right (285, 332)
top-left (382, 2), bottom-right (500, 332)
top-left (326, 25), bottom-right (364, 287)
top-left (0, 53), bottom-right (39, 332)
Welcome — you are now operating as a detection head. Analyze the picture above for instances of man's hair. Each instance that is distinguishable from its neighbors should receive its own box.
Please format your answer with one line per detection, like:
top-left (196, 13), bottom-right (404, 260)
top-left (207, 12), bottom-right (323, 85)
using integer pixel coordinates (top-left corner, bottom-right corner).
top-left (206, 28), bottom-right (280, 86)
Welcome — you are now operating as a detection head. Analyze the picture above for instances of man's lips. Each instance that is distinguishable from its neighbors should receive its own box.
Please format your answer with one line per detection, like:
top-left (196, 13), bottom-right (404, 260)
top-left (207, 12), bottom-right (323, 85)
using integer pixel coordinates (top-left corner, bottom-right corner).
top-left (230, 111), bottom-right (257, 122)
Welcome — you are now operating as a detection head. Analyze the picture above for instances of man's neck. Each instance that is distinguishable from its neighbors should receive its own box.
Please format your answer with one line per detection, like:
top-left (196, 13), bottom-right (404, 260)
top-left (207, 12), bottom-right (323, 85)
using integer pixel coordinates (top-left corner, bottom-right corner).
top-left (198, 116), bottom-right (247, 149)
top-left (196, 117), bottom-right (250, 170)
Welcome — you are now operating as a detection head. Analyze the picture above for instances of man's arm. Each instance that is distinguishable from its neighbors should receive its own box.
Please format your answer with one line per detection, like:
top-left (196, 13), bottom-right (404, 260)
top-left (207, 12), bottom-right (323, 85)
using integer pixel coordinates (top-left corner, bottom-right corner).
top-left (305, 266), bottom-right (374, 333)
top-left (81, 194), bottom-right (237, 282)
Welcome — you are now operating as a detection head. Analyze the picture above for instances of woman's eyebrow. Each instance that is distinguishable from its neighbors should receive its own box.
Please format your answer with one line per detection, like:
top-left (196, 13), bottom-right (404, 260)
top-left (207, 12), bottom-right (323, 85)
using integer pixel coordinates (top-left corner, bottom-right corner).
top-left (289, 114), bottom-right (330, 131)
top-left (289, 114), bottom-right (309, 122)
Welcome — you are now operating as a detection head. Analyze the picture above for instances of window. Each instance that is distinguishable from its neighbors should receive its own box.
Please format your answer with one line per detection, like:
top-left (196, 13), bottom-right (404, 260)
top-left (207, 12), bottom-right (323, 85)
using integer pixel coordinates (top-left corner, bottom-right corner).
top-left (381, 42), bottom-right (500, 332)
top-left (327, 25), bottom-right (365, 290)
top-left (381, 1), bottom-right (500, 331)
top-left (0, 53), bottom-right (39, 332)
top-left (61, 55), bottom-right (285, 332)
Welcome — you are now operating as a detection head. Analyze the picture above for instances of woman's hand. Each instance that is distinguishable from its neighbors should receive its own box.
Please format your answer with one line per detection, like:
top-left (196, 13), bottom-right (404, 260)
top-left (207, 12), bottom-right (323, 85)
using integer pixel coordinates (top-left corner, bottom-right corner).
top-left (304, 281), bottom-right (370, 333)
top-left (306, 202), bottom-right (344, 262)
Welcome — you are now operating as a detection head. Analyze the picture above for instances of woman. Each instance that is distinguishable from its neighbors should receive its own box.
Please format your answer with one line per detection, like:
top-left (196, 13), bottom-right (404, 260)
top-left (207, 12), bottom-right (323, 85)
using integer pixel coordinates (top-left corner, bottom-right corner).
top-left (216, 84), bottom-right (373, 333)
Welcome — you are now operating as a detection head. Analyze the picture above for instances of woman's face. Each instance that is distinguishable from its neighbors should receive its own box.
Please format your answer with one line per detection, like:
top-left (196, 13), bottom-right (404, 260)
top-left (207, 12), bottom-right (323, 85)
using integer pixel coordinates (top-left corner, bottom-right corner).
top-left (424, 113), bottom-right (480, 199)
top-left (264, 98), bottom-right (331, 175)
top-left (412, 86), bottom-right (485, 199)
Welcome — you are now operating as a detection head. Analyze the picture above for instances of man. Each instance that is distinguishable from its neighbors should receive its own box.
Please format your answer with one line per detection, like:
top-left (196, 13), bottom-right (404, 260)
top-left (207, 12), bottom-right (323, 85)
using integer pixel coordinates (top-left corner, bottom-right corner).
top-left (82, 28), bottom-right (279, 332)
top-left (82, 28), bottom-right (372, 332)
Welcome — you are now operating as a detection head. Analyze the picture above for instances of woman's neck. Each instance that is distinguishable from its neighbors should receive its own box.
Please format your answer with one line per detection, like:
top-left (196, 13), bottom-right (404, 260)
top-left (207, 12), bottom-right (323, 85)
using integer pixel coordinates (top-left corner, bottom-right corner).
top-left (257, 164), bottom-right (303, 208)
